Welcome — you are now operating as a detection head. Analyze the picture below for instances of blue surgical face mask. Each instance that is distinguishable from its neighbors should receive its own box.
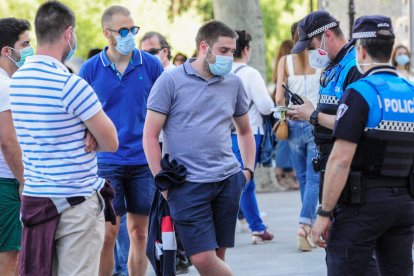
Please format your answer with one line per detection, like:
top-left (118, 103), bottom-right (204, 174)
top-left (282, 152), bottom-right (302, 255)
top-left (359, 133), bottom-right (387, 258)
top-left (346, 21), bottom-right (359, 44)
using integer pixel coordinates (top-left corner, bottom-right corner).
top-left (115, 32), bottom-right (136, 55)
top-left (206, 45), bottom-right (233, 77)
top-left (396, 54), bottom-right (410, 66)
top-left (8, 46), bottom-right (34, 67)
top-left (65, 30), bottom-right (77, 63)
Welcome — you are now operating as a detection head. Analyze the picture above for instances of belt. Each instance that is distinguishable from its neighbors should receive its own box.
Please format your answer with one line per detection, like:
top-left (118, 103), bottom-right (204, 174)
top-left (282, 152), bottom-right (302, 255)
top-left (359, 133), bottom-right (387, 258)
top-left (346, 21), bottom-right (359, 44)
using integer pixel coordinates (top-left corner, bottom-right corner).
top-left (363, 176), bottom-right (408, 188)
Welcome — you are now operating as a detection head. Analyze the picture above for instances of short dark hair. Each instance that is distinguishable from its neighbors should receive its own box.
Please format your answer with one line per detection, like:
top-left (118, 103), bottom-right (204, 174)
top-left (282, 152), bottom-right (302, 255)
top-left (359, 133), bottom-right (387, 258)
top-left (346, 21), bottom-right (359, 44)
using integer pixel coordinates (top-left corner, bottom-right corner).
top-left (35, 1), bottom-right (75, 45)
top-left (140, 32), bottom-right (172, 60)
top-left (195, 20), bottom-right (238, 50)
top-left (0, 18), bottom-right (31, 56)
top-left (101, 6), bottom-right (130, 28)
top-left (358, 36), bottom-right (395, 62)
top-left (234, 30), bottom-right (252, 58)
top-left (314, 26), bottom-right (344, 41)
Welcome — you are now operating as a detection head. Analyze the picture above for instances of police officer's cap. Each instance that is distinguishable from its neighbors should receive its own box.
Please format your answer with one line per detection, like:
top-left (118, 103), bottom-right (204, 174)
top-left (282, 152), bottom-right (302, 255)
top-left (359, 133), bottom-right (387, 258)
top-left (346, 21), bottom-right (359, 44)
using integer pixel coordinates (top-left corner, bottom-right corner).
top-left (352, 15), bottom-right (394, 40)
top-left (291, 11), bottom-right (339, 54)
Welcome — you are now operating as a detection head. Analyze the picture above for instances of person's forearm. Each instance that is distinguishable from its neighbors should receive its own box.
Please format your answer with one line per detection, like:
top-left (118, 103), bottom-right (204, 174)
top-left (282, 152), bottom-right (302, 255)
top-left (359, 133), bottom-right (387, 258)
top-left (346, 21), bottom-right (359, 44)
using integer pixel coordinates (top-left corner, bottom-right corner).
top-left (143, 136), bottom-right (162, 177)
top-left (1, 141), bottom-right (24, 184)
top-left (321, 154), bottom-right (351, 211)
top-left (237, 130), bottom-right (256, 170)
top-left (317, 113), bottom-right (336, 130)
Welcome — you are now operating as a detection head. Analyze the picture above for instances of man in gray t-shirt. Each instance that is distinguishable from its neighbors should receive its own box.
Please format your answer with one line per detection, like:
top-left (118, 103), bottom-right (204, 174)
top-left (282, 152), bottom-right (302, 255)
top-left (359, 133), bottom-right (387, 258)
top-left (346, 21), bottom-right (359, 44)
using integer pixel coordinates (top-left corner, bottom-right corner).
top-left (143, 20), bottom-right (255, 276)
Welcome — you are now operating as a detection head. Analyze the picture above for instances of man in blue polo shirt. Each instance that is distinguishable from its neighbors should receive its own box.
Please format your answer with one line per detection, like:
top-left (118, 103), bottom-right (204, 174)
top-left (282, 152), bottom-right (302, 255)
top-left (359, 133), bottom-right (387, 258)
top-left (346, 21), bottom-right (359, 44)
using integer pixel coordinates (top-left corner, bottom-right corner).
top-left (79, 5), bottom-right (163, 276)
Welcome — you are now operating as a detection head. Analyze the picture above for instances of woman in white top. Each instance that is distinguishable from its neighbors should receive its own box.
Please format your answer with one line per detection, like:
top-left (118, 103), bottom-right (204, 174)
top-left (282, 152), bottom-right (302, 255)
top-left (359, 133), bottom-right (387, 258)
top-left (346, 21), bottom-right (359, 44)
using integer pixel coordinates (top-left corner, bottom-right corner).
top-left (231, 30), bottom-right (275, 244)
top-left (391, 45), bottom-right (414, 81)
top-left (275, 22), bottom-right (320, 251)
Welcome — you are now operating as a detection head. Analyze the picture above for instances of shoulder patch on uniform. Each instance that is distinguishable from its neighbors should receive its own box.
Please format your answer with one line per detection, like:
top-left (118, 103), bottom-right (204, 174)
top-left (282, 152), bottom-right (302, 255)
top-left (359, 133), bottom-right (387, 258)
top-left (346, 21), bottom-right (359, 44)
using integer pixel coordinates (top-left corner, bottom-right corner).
top-left (336, 103), bottom-right (348, 120)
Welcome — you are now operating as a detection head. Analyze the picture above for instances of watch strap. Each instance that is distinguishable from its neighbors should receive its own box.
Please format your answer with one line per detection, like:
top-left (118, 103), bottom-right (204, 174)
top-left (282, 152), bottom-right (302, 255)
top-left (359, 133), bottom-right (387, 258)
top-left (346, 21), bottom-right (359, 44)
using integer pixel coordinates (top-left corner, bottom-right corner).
top-left (317, 206), bottom-right (333, 218)
top-left (310, 110), bottom-right (319, 126)
top-left (244, 167), bottom-right (254, 180)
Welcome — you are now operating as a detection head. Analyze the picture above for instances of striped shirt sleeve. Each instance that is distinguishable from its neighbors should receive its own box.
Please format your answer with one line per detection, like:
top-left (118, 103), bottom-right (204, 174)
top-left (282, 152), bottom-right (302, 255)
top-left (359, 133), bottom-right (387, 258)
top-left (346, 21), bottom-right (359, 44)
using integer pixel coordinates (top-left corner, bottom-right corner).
top-left (62, 75), bottom-right (102, 121)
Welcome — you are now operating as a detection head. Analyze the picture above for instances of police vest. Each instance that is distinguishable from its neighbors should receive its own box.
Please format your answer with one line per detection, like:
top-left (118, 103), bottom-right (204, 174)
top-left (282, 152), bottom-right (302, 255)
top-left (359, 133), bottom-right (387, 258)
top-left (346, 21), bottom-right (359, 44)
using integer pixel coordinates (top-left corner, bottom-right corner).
top-left (314, 47), bottom-right (356, 148)
top-left (348, 72), bottom-right (414, 178)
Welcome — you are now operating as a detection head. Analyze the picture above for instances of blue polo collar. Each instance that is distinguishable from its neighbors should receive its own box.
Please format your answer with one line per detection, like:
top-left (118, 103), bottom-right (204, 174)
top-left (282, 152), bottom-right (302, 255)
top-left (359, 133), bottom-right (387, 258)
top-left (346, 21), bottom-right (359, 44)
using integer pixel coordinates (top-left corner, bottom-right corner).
top-left (99, 46), bottom-right (143, 68)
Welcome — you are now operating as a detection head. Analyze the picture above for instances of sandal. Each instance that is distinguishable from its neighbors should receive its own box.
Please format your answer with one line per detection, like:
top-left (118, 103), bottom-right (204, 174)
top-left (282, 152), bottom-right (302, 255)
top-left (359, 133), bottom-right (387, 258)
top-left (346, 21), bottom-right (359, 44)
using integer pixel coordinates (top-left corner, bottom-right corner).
top-left (297, 224), bottom-right (316, 251)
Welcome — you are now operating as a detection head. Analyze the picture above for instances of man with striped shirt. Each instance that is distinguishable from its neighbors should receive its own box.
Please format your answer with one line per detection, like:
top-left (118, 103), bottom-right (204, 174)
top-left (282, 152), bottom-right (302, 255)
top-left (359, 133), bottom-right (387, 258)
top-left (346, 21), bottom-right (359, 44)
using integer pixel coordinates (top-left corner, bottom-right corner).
top-left (9, 1), bottom-right (118, 275)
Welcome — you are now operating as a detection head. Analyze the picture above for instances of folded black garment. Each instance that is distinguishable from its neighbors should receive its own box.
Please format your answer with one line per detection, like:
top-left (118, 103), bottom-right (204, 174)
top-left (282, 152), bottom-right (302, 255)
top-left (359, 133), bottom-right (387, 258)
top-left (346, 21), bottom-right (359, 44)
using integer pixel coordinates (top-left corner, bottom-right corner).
top-left (100, 181), bottom-right (117, 225)
top-left (154, 154), bottom-right (187, 191)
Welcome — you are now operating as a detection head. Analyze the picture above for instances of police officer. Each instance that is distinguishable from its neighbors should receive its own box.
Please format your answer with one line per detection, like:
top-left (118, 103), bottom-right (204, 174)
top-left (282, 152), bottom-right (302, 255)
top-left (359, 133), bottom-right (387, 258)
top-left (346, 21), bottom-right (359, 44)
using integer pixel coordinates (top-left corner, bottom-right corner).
top-left (288, 11), bottom-right (362, 199)
top-left (312, 15), bottom-right (414, 275)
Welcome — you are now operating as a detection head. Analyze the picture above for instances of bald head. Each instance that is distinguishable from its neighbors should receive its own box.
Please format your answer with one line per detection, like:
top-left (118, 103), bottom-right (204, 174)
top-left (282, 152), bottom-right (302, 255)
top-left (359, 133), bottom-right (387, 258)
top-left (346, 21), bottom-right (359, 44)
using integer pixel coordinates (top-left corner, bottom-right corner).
top-left (101, 5), bottom-right (130, 29)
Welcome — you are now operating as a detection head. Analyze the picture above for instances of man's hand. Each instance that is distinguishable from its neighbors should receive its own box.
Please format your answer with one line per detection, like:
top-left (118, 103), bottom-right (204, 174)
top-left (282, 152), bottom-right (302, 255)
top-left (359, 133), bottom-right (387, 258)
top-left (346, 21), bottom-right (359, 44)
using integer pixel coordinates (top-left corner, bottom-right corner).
top-left (312, 216), bottom-right (332, 248)
top-left (286, 96), bottom-right (315, 122)
top-left (84, 130), bottom-right (97, 153)
top-left (18, 182), bottom-right (24, 200)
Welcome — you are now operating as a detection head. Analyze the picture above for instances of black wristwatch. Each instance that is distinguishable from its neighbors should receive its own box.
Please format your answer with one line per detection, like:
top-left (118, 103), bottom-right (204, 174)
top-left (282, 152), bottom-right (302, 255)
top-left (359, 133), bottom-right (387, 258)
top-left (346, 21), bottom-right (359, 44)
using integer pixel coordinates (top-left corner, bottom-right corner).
top-left (310, 110), bottom-right (319, 126)
top-left (317, 206), bottom-right (333, 218)
top-left (244, 167), bottom-right (254, 180)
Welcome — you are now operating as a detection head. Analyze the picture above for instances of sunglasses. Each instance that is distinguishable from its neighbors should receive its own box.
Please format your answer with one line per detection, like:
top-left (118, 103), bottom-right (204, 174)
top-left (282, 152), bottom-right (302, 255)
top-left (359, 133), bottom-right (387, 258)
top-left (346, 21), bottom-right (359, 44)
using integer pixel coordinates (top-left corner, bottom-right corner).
top-left (145, 48), bottom-right (163, 55)
top-left (107, 26), bottom-right (140, 37)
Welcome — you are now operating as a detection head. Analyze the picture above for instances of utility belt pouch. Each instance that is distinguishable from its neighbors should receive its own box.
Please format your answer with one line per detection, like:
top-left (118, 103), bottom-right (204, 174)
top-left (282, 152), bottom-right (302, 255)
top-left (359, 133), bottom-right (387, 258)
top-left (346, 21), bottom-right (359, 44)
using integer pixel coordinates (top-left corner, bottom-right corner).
top-left (348, 171), bottom-right (365, 204)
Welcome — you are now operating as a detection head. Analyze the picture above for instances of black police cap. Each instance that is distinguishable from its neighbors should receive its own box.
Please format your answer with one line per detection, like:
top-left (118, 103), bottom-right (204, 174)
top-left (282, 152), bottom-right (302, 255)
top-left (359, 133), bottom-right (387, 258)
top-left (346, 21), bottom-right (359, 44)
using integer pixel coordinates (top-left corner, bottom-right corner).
top-left (352, 15), bottom-right (394, 40)
top-left (291, 11), bottom-right (339, 54)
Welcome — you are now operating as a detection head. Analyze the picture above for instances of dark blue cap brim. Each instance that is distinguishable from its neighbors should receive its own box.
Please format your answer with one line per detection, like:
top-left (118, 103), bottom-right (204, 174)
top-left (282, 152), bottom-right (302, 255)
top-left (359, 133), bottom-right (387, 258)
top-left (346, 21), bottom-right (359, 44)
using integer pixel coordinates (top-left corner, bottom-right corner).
top-left (291, 39), bottom-right (310, 54)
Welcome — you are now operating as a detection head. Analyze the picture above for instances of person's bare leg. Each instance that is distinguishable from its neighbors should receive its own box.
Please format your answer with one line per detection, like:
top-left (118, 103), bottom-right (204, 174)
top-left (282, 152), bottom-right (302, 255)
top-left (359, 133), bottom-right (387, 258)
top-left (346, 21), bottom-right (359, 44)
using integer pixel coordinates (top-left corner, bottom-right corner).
top-left (127, 213), bottom-right (149, 276)
top-left (99, 216), bottom-right (120, 276)
top-left (190, 250), bottom-right (232, 276)
top-left (216, 247), bottom-right (227, 261)
top-left (0, 251), bottom-right (18, 276)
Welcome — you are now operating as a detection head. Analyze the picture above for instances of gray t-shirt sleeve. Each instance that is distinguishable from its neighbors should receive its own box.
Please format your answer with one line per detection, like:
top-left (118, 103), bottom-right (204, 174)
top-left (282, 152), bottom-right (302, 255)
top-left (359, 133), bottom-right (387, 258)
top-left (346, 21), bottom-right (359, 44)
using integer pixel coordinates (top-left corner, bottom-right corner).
top-left (147, 72), bottom-right (174, 115)
top-left (234, 77), bottom-right (249, 117)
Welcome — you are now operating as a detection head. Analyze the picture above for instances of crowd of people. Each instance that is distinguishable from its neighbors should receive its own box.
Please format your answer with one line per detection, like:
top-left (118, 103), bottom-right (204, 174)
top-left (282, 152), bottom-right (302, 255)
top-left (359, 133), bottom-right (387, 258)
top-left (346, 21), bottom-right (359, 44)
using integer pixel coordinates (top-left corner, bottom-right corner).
top-left (0, 1), bottom-right (414, 276)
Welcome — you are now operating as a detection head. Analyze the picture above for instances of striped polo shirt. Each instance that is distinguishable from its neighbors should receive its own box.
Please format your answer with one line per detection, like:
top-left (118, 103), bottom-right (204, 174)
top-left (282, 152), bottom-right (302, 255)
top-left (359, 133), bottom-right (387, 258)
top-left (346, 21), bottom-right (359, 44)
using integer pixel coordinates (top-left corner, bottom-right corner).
top-left (9, 55), bottom-right (104, 198)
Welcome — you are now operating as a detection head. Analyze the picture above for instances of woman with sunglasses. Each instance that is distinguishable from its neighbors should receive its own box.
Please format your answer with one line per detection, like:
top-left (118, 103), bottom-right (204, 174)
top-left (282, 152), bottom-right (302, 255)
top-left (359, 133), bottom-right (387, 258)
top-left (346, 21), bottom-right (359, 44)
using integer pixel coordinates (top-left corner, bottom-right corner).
top-left (275, 22), bottom-right (320, 251)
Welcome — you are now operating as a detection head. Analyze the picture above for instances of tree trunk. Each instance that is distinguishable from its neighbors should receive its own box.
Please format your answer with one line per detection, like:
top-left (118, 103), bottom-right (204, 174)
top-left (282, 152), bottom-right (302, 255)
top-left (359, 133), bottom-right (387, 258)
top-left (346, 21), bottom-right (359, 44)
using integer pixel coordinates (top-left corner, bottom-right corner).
top-left (213, 0), bottom-right (267, 80)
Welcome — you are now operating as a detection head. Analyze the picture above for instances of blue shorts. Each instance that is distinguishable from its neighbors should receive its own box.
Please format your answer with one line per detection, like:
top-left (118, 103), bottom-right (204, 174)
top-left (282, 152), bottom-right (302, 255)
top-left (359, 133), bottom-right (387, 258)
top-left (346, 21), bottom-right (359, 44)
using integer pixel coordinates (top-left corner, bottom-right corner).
top-left (167, 171), bottom-right (246, 257)
top-left (97, 164), bottom-right (155, 216)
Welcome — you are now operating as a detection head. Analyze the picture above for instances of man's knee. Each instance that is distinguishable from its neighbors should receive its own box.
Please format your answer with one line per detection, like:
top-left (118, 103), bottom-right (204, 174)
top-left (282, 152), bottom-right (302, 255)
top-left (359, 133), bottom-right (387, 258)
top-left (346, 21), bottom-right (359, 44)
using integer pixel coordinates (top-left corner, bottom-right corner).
top-left (190, 251), bottom-right (216, 271)
top-left (102, 220), bottom-right (120, 248)
top-left (127, 213), bottom-right (148, 244)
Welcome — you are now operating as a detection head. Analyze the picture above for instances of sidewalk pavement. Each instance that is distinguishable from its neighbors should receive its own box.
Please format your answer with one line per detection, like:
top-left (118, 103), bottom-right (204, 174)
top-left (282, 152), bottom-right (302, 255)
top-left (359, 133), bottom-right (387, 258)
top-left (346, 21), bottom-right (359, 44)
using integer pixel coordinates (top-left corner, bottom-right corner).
top-left (148, 190), bottom-right (327, 276)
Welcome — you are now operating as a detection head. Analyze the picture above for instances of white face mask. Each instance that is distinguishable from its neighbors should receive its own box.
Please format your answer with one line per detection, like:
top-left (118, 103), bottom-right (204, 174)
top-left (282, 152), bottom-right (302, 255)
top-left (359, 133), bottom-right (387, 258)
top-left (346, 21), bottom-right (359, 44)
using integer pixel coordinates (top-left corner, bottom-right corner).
top-left (308, 35), bottom-right (331, 69)
top-left (356, 61), bottom-right (390, 74)
top-left (356, 46), bottom-right (390, 74)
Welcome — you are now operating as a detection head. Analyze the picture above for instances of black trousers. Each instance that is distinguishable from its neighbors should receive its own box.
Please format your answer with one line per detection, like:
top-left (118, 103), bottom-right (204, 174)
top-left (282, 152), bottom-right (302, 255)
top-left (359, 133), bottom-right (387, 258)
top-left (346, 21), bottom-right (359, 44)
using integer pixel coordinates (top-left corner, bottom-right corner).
top-left (326, 187), bottom-right (414, 276)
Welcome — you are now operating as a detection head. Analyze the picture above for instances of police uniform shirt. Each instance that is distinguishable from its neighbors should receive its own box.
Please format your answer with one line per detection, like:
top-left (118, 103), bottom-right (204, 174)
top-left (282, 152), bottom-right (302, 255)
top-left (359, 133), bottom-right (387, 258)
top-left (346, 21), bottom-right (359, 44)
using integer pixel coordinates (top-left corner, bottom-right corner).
top-left (332, 65), bottom-right (398, 143)
top-left (323, 42), bottom-right (362, 92)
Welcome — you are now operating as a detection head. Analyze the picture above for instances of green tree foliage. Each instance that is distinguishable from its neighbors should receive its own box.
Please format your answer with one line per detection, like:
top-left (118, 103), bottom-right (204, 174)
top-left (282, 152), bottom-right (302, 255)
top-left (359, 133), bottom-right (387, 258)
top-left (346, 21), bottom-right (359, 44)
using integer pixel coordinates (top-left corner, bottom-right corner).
top-left (260, 0), bottom-right (309, 81)
top-left (1, 0), bottom-right (310, 81)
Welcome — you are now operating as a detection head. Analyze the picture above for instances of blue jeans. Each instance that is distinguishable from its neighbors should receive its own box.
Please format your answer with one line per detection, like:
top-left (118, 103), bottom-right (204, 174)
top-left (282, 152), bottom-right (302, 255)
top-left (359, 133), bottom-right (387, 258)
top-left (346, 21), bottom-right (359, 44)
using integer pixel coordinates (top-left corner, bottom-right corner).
top-left (113, 214), bottom-right (129, 276)
top-left (231, 134), bottom-right (267, 232)
top-left (275, 139), bottom-right (292, 169)
top-left (287, 121), bottom-right (320, 225)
